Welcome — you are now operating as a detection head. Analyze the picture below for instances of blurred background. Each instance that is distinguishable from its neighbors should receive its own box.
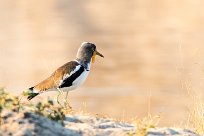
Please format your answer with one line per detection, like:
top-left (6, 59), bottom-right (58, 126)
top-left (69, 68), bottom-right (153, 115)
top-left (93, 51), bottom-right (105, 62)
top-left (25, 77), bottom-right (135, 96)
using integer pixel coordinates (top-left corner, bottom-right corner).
top-left (1, 0), bottom-right (204, 126)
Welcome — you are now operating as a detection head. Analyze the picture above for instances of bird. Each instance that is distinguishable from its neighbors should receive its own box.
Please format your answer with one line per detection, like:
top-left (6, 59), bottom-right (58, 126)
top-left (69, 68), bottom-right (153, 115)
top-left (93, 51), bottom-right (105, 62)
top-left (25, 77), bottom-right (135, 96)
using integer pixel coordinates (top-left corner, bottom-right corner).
top-left (23, 42), bottom-right (104, 108)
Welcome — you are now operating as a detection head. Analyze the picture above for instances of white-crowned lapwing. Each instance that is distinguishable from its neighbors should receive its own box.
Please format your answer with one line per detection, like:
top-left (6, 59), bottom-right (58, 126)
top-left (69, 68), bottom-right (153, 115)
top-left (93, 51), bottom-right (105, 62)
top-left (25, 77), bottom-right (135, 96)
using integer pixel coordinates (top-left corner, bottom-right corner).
top-left (23, 42), bottom-right (104, 108)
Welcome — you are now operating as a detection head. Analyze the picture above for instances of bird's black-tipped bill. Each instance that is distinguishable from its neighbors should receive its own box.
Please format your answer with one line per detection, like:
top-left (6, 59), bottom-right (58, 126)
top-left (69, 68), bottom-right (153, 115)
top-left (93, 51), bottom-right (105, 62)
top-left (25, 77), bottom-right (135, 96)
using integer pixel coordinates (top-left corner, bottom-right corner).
top-left (92, 50), bottom-right (104, 63)
top-left (95, 50), bottom-right (104, 58)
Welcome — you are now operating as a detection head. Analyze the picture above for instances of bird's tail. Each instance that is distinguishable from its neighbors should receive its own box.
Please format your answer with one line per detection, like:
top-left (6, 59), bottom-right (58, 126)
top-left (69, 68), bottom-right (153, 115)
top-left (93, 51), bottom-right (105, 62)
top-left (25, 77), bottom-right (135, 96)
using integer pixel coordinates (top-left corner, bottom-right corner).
top-left (22, 87), bottom-right (39, 100)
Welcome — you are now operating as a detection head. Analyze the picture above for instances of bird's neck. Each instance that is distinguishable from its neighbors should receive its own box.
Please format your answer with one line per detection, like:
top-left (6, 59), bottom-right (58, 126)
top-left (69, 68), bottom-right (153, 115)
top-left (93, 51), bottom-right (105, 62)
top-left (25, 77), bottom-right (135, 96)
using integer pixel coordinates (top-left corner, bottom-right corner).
top-left (75, 59), bottom-right (91, 71)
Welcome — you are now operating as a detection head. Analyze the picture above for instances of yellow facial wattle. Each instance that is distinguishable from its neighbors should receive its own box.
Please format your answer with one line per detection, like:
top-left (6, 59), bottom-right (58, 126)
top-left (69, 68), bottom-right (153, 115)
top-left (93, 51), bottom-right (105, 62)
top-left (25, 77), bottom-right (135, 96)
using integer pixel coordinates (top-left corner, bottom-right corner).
top-left (92, 51), bottom-right (96, 63)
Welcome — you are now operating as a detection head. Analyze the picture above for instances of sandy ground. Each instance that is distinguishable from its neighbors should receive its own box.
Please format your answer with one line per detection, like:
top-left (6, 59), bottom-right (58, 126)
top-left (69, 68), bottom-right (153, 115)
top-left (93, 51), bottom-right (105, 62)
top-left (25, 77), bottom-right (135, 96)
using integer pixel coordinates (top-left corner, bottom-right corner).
top-left (1, 0), bottom-right (204, 126)
top-left (1, 111), bottom-right (200, 136)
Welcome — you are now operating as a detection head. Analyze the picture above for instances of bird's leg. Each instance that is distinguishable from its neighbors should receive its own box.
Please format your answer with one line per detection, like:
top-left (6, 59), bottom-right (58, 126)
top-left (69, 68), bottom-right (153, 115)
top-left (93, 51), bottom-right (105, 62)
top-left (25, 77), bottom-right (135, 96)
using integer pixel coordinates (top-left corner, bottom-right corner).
top-left (56, 88), bottom-right (63, 107)
top-left (64, 91), bottom-right (72, 109)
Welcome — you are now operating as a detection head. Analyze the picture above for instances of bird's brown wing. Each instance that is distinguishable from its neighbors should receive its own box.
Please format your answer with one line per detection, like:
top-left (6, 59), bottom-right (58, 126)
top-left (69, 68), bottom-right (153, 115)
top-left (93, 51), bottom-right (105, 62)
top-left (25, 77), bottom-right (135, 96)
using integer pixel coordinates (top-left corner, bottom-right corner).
top-left (34, 61), bottom-right (79, 92)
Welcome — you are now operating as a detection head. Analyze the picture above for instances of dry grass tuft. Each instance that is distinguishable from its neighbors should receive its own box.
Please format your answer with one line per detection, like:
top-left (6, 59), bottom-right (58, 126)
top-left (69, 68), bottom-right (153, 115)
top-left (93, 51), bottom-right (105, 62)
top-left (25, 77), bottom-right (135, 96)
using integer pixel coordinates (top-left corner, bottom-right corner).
top-left (182, 77), bottom-right (204, 135)
top-left (188, 94), bottom-right (204, 135)
top-left (129, 115), bottom-right (160, 136)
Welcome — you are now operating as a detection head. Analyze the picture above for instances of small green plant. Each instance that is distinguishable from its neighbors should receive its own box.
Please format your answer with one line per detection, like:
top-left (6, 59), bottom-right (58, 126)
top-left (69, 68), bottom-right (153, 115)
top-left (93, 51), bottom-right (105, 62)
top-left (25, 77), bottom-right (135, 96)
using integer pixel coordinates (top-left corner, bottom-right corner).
top-left (0, 88), bottom-right (20, 112)
top-left (0, 88), bottom-right (68, 125)
top-left (34, 98), bottom-right (66, 124)
top-left (0, 88), bottom-right (21, 125)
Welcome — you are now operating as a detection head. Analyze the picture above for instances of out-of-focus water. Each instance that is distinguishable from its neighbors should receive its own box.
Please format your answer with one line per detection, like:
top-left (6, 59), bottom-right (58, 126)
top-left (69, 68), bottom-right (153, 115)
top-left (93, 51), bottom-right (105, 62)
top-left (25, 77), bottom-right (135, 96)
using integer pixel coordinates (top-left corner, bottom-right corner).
top-left (1, 0), bottom-right (204, 126)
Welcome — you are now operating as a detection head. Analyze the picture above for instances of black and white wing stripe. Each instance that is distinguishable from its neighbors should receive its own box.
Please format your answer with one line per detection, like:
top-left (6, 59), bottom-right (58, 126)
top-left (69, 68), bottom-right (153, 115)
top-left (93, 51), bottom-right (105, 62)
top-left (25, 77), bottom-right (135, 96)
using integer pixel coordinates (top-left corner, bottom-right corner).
top-left (59, 64), bottom-right (85, 88)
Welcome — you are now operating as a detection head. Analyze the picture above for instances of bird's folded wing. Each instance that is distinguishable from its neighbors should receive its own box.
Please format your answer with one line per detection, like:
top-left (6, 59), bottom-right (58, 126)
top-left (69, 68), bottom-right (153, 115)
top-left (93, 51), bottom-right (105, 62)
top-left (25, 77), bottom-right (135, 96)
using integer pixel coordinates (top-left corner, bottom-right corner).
top-left (59, 63), bottom-right (85, 88)
top-left (34, 61), bottom-right (80, 92)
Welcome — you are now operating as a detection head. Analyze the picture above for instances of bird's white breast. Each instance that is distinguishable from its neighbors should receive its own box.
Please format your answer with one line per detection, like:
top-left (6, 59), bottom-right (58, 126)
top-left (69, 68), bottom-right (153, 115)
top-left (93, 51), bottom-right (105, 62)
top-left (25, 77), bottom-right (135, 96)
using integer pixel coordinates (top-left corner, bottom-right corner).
top-left (72, 70), bottom-right (89, 87)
